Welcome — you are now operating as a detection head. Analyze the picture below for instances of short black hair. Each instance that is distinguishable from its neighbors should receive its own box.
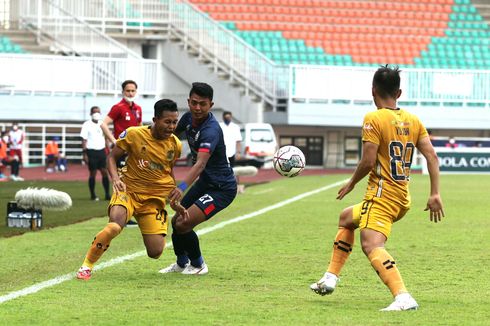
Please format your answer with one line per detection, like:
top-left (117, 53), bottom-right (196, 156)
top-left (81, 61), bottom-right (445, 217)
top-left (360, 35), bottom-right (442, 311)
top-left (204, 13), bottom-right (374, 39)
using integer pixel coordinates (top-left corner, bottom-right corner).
top-left (90, 106), bottom-right (100, 114)
top-left (189, 82), bottom-right (213, 101)
top-left (222, 111), bottom-right (232, 119)
top-left (154, 99), bottom-right (178, 118)
top-left (373, 65), bottom-right (401, 99)
top-left (121, 80), bottom-right (138, 90)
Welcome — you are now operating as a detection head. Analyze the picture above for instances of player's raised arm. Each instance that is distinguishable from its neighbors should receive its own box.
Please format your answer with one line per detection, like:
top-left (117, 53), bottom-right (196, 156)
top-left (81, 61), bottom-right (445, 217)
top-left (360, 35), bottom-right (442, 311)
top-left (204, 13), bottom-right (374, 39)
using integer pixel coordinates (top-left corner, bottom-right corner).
top-left (417, 136), bottom-right (444, 222)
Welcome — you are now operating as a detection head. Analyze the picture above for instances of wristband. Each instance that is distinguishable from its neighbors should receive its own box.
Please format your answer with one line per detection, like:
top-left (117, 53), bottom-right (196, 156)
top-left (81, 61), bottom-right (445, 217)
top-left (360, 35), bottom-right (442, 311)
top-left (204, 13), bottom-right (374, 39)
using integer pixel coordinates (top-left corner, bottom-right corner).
top-left (177, 182), bottom-right (188, 192)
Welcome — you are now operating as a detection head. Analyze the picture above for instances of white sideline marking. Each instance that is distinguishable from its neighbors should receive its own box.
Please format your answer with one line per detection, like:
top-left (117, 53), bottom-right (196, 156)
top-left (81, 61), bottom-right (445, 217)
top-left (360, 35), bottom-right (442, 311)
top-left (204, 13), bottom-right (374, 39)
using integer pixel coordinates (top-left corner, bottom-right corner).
top-left (0, 178), bottom-right (348, 305)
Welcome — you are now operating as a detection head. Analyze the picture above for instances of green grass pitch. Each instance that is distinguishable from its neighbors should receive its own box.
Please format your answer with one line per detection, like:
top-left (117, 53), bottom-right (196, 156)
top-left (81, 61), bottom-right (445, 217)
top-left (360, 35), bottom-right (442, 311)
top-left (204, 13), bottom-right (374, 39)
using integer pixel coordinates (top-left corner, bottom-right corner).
top-left (0, 174), bottom-right (489, 325)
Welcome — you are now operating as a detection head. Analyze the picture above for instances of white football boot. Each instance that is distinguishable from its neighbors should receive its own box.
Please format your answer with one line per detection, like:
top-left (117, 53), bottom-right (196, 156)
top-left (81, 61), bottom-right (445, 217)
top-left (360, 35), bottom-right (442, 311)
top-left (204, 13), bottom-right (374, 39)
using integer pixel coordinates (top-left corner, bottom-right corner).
top-left (158, 262), bottom-right (188, 274)
top-left (181, 262), bottom-right (208, 275)
top-left (310, 272), bottom-right (339, 295)
top-left (380, 293), bottom-right (419, 311)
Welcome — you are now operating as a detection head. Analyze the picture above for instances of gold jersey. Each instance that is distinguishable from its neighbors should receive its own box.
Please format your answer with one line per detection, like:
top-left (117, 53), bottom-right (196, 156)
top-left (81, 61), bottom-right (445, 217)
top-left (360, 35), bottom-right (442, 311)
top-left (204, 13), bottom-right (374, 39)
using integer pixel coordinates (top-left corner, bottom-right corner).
top-left (117, 126), bottom-right (182, 196)
top-left (362, 108), bottom-right (428, 208)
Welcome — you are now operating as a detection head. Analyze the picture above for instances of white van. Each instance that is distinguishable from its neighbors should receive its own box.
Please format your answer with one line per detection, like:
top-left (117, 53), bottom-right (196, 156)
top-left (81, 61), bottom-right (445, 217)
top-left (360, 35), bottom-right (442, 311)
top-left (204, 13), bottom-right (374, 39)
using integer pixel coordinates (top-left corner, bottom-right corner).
top-left (238, 123), bottom-right (277, 168)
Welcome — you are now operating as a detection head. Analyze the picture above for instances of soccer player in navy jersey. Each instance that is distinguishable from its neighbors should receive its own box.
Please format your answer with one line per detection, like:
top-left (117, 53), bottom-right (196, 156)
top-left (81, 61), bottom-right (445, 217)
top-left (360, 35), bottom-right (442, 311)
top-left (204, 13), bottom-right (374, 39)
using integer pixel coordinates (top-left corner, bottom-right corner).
top-left (159, 82), bottom-right (237, 275)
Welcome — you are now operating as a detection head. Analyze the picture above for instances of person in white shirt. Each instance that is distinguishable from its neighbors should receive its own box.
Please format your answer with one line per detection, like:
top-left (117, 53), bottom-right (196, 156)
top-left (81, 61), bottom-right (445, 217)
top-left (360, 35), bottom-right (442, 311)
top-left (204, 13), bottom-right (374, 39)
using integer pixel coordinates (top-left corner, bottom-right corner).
top-left (219, 111), bottom-right (244, 192)
top-left (8, 122), bottom-right (25, 168)
top-left (80, 106), bottom-right (110, 201)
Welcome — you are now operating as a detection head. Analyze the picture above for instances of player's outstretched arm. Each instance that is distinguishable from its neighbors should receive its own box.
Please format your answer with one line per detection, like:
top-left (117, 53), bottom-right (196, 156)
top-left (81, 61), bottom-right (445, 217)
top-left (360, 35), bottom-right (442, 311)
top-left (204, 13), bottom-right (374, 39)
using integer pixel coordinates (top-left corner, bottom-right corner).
top-left (417, 136), bottom-right (445, 223)
top-left (337, 141), bottom-right (378, 200)
top-left (169, 151), bottom-right (211, 203)
top-left (108, 145), bottom-right (126, 193)
top-left (101, 116), bottom-right (117, 146)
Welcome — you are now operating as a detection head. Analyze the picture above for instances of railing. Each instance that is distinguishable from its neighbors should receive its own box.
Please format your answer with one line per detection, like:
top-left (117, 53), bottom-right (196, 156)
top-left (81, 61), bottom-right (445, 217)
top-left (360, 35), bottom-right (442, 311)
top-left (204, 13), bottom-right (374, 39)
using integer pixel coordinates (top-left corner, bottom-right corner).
top-left (63, 0), bottom-right (170, 35)
top-left (18, 0), bottom-right (143, 58)
top-left (0, 53), bottom-right (158, 95)
top-left (0, 122), bottom-right (84, 166)
top-left (16, 0), bottom-right (289, 109)
top-left (290, 65), bottom-right (490, 106)
top-left (15, 1), bottom-right (489, 110)
top-left (169, 0), bottom-right (289, 107)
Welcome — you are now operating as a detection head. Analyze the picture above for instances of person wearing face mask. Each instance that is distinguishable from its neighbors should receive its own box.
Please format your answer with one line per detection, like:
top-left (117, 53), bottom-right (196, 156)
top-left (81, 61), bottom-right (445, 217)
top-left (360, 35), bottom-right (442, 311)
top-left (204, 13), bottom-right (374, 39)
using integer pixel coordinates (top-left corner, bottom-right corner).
top-left (100, 80), bottom-right (142, 149)
top-left (219, 111), bottom-right (244, 193)
top-left (80, 106), bottom-right (111, 201)
top-left (8, 122), bottom-right (25, 168)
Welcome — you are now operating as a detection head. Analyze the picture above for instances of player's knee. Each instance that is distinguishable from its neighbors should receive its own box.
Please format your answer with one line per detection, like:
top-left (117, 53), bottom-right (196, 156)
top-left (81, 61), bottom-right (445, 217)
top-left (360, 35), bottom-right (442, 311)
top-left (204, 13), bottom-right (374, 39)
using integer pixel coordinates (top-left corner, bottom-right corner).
top-left (360, 238), bottom-right (380, 256)
top-left (147, 248), bottom-right (163, 259)
top-left (338, 208), bottom-right (354, 228)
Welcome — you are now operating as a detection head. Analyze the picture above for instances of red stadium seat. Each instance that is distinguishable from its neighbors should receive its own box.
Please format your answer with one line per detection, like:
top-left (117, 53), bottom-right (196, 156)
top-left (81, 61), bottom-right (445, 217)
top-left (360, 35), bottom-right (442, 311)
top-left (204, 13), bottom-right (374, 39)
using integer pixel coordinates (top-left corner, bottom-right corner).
top-left (188, 0), bottom-right (482, 68)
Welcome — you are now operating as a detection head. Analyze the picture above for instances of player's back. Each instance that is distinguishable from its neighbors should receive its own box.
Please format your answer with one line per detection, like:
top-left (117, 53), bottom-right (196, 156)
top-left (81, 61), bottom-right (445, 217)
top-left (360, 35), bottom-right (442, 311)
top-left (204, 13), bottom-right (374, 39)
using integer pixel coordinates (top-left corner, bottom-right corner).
top-left (363, 108), bottom-right (428, 207)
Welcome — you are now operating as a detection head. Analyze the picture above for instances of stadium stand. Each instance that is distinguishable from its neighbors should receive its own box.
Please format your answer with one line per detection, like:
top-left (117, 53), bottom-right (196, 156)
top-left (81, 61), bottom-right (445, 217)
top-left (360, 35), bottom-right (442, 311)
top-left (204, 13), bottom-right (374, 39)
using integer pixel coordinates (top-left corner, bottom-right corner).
top-left (189, 0), bottom-right (490, 68)
top-left (0, 35), bottom-right (25, 53)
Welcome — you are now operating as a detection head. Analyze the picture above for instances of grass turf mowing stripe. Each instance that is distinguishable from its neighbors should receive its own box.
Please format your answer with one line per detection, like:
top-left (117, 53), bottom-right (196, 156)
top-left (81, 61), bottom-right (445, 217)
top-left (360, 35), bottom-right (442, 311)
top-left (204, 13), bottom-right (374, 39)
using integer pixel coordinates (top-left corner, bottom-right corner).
top-left (0, 178), bottom-right (348, 304)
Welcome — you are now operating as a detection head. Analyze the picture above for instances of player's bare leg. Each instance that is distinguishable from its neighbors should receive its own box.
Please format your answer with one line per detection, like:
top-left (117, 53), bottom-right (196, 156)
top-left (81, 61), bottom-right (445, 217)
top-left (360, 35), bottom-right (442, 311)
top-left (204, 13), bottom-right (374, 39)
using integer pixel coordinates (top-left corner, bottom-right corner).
top-left (142, 234), bottom-right (166, 259)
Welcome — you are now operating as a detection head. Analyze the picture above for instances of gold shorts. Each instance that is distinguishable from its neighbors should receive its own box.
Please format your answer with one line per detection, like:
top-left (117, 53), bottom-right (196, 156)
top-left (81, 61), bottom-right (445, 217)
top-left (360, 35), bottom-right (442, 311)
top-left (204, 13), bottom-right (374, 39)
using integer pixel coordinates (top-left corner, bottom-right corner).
top-left (352, 197), bottom-right (409, 238)
top-left (108, 191), bottom-right (168, 235)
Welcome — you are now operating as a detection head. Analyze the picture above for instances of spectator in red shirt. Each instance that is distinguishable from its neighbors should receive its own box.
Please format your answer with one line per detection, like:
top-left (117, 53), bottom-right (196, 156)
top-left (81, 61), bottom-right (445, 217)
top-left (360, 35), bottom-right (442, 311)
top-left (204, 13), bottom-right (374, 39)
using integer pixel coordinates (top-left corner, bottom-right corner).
top-left (101, 80), bottom-right (142, 146)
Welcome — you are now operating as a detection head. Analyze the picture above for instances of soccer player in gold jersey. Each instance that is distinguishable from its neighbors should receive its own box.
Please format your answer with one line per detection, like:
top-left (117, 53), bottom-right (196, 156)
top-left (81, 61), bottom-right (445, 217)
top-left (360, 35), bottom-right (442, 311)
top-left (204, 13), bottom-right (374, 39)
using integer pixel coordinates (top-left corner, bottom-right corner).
top-left (310, 65), bottom-right (445, 311)
top-left (76, 99), bottom-right (184, 280)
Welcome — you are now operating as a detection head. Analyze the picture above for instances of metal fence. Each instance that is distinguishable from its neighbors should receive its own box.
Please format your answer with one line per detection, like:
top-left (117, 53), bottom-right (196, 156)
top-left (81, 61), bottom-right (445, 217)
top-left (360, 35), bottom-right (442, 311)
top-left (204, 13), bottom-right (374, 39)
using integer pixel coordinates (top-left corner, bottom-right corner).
top-left (18, 0), bottom-right (143, 58)
top-left (11, 0), bottom-right (490, 109)
top-left (290, 65), bottom-right (490, 106)
top-left (0, 122), bottom-right (84, 166)
top-left (0, 53), bottom-right (158, 95)
top-left (15, 0), bottom-right (289, 108)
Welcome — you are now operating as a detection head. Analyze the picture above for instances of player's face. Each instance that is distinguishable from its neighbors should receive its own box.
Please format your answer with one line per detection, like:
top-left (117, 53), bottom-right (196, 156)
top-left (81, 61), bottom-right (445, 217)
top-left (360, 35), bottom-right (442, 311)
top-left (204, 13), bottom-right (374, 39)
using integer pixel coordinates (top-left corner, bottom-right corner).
top-left (123, 83), bottom-right (137, 98)
top-left (188, 94), bottom-right (213, 122)
top-left (152, 111), bottom-right (179, 140)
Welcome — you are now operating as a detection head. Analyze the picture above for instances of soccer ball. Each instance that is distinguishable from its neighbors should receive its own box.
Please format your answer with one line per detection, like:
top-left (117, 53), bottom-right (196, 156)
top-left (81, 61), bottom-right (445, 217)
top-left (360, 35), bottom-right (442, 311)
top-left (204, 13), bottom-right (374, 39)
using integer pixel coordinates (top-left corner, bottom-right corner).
top-left (273, 145), bottom-right (306, 177)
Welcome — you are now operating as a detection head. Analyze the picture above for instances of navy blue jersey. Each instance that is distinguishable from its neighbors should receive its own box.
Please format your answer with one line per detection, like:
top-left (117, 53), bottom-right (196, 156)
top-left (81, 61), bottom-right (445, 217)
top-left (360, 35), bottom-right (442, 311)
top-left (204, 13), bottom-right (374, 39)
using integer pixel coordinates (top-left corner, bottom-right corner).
top-left (176, 111), bottom-right (235, 187)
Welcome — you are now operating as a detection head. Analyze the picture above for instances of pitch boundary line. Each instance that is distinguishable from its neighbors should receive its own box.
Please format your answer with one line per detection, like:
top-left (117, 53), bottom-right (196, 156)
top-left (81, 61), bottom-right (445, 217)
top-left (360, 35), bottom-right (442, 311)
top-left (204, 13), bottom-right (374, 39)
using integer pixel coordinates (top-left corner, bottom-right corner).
top-left (0, 178), bottom-right (348, 305)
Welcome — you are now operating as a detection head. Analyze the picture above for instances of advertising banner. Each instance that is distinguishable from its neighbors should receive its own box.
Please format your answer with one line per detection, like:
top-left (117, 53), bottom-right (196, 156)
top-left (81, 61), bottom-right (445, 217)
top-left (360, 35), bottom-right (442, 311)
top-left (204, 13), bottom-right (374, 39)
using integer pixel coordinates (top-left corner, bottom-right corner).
top-left (422, 148), bottom-right (490, 174)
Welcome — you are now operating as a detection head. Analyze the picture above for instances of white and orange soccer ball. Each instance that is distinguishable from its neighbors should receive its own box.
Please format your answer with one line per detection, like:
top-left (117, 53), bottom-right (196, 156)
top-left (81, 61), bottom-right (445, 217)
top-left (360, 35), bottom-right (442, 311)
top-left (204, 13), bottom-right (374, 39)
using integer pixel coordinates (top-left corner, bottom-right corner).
top-left (273, 145), bottom-right (306, 177)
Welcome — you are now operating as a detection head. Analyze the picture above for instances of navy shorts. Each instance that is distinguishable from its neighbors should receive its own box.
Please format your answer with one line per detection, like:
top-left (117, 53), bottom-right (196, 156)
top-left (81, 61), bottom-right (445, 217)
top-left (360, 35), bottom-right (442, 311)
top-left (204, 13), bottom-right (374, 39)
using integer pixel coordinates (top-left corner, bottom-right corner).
top-left (181, 178), bottom-right (237, 219)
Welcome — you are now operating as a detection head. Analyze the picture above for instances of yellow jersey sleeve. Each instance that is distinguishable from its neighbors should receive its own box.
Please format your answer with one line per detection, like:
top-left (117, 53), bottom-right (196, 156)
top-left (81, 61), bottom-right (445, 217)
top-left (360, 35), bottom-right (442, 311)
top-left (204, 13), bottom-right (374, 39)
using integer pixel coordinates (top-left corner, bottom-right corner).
top-left (362, 112), bottom-right (382, 145)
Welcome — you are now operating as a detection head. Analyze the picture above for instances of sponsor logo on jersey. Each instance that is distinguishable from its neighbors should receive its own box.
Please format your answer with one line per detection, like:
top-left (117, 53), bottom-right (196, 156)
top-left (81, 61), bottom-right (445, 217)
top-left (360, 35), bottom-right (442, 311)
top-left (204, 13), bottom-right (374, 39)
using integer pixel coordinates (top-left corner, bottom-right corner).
top-left (363, 123), bottom-right (373, 130)
top-left (119, 130), bottom-right (127, 139)
top-left (137, 158), bottom-right (165, 171)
